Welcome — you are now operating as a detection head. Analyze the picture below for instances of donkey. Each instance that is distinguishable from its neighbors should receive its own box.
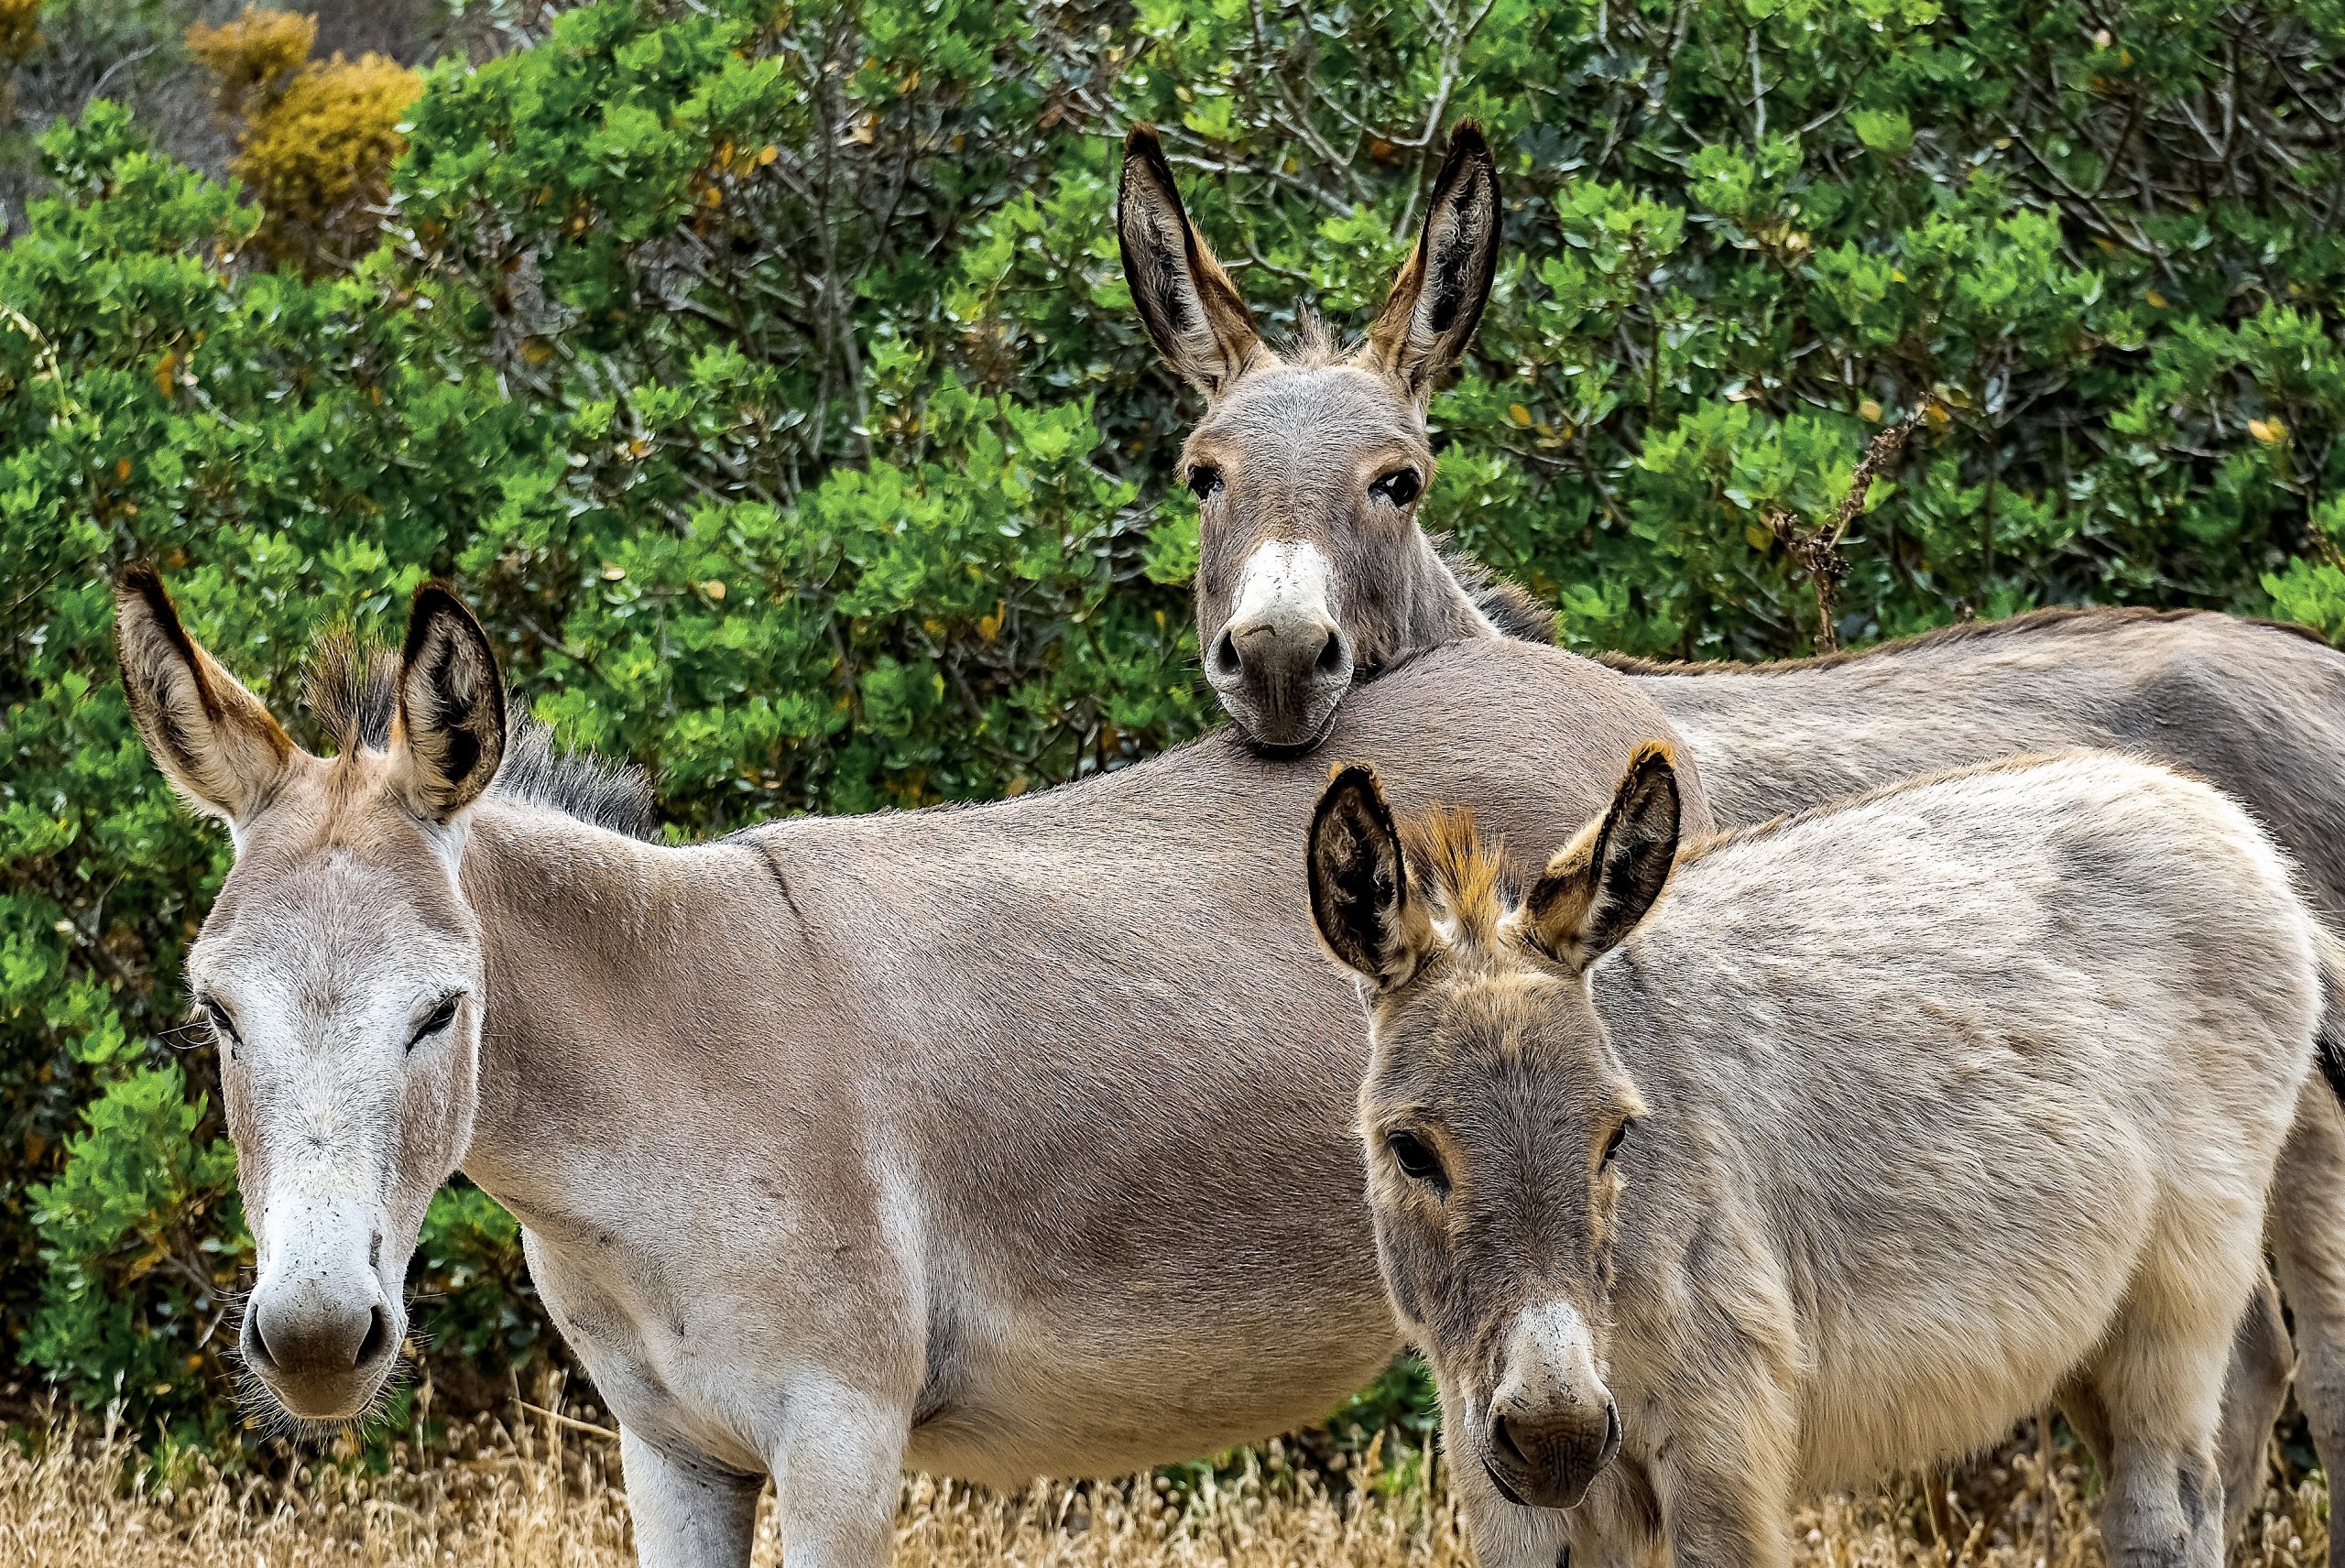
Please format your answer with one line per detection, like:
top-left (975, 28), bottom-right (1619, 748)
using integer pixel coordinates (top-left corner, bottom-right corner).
top-left (1118, 121), bottom-right (2345, 1550)
top-left (1309, 746), bottom-right (2345, 1568)
top-left (114, 566), bottom-right (1706, 1568)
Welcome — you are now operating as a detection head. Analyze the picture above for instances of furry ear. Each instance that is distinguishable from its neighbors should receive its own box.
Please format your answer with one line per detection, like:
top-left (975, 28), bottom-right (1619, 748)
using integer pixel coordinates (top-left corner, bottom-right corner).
top-left (114, 563), bottom-right (299, 823)
top-left (1362, 121), bottom-right (1500, 400)
top-left (1524, 742), bottom-right (1681, 971)
top-left (1308, 765), bottom-right (1435, 989)
top-left (1118, 125), bottom-right (1265, 397)
top-left (392, 583), bottom-right (507, 822)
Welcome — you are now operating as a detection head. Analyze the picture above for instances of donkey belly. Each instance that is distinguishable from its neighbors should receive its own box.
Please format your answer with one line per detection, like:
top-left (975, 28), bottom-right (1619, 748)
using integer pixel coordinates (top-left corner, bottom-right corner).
top-left (904, 1289), bottom-right (1403, 1486)
top-left (1792, 1134), bottom-right (2162, 1490)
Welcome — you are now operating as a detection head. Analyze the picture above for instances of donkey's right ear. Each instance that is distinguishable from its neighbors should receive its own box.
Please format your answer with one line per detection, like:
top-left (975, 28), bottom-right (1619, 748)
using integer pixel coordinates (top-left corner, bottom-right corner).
top-left (1118, 125), bottom-right (1264, 397)
top-left (114, 564), bottom-right (299, 824)
top-left (1524, 742), bottom-right (1681, 972)
top-left (392, 583), bottom-right (507, 822)
top-left (1308, 765), bottom-right (1434, 990)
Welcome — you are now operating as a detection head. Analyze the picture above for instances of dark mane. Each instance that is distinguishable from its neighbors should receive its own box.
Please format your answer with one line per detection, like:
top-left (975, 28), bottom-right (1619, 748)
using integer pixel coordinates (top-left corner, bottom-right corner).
top-left (1434, 541), bottom-right (1555, 644)
top-left (303, 630), bottom-right (656, 839)
top-left (1597, 604), bottom-right (2335, 676)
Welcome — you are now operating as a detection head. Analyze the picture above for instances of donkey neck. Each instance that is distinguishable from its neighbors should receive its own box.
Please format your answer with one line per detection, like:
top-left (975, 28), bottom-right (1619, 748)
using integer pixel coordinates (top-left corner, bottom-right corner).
top-left (451, 798), bottom-right (806, 1229)
top-left (1374, 528), bottom-right (1499, 669)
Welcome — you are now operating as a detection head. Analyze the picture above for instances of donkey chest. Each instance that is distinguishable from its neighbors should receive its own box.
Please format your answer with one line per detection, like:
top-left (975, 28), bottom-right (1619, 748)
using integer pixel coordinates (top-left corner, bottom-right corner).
top-left (518, 1226), bottom-right (786, 1474)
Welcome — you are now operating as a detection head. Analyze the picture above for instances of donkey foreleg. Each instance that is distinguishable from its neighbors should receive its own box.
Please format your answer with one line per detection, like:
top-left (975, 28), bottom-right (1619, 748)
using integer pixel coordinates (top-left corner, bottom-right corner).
top-left (767, 1377), bottom-right (911, 1568)
top-left (2269, 1091), bottom-right (2345, 1568)
top-left (621, 1426), bottom-right (764, 1568)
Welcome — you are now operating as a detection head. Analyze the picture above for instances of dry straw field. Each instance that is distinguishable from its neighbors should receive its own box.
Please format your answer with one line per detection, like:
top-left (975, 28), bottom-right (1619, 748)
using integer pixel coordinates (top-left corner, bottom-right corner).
top-left (0, 1401), bottom-right (2329, 1568)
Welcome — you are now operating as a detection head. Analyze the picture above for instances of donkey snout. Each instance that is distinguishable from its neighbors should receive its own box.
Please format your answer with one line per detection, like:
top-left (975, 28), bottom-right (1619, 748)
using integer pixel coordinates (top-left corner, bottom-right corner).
top-left (1211, 538), bottom-right (1353, 752)
top-left (244, 1272), bottom-right (398, 1420)
top-left (1485, 1392), bottom-right (1620, 1510)
top-left (1210, 614), bottom-right (1354, 751)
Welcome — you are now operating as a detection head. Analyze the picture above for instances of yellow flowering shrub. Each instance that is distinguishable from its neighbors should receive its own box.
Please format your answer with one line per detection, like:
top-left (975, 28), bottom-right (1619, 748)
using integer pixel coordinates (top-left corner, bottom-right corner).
top-left (185, 7), bottom-right (420, 268)
top-left (0, 0), bottom-right (41, 68)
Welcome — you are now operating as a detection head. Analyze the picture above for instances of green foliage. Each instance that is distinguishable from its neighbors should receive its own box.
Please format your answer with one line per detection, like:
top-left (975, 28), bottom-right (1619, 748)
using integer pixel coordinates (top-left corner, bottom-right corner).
top-left (4, 0), bottom-right (2344, 1453)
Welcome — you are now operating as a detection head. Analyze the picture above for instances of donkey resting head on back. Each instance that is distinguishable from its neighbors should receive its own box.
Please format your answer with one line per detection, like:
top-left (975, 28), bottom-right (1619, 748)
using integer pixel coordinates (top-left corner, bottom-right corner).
top-left (113, 565), bottom-right (514, 1424)
top-left (1118, 122), bottom-right (1545, 754)
top-left (1309, 746), bottom-right (2345, 1568)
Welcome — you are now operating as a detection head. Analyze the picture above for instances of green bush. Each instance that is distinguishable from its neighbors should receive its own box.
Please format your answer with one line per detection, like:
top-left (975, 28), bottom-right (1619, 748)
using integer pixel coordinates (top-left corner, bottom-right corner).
top-left (4, 0), bottom-right (2343, 1450)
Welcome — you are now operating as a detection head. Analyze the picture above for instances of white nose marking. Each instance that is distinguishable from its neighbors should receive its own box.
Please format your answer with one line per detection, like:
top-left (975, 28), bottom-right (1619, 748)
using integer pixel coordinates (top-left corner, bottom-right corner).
top-left (1229, 539), bottom-right (1336, 630)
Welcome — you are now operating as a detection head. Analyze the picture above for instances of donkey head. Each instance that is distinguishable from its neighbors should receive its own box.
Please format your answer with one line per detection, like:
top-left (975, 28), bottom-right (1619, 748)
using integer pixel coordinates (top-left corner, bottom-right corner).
top-left (1118, 123), bottom-right (1514, 754)
top-left (1308, 746), bottom-right (1682, 1510)
top-left (115, 567), bottom-right (507, 1426)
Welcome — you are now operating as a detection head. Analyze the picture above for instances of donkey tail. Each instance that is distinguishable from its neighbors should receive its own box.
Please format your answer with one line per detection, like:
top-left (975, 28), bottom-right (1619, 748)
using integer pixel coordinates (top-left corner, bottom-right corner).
top-left (2318, 924), bottom-right (2345, 1109)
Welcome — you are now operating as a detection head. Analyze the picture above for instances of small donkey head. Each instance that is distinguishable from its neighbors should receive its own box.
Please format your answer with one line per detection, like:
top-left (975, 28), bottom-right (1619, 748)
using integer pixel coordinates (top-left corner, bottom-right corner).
top-left (115, 567), bottom-right (507, 1427)
top-left (1118, 123), bottom-right (1527, 754)
top-left (1307, 746), bottom-right (1682, 1510)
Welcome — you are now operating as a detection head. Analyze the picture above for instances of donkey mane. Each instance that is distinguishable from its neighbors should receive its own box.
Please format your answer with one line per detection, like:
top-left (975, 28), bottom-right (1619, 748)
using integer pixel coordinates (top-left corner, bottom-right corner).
top-left (1596, 603), bottom-right (2334, 677)
top-left (1398, 804), bottom-right (1512, 945)
top-left (305, 630), bottom-right (657, 839)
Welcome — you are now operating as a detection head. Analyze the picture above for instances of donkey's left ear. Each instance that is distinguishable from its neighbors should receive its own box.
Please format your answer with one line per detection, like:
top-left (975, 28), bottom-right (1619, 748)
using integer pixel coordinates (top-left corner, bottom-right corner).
top-left (1363, 120), bottom-right (1500, 400)
top-left (1524, 742), bottom-right (1680, 971)
top-left (392, 583), bottom-right (507, 822)
top-left (1309, 765), bottom-right (1435, 990)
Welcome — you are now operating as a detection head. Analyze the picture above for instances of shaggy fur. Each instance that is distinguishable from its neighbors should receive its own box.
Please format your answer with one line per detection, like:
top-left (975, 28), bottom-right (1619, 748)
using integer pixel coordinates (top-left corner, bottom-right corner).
top-left (1319, 752), bottom-right (2342, 1568)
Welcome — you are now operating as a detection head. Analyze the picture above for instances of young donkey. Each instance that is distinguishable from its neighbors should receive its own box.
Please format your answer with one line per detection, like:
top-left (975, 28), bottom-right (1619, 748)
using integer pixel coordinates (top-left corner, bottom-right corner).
top-left (1123, 120), bottom-right (2345, 1553)
top-left (1310, 747), bottom-right (2345, 1568)
top-left (114, 567), bottom-right (1704, 1568)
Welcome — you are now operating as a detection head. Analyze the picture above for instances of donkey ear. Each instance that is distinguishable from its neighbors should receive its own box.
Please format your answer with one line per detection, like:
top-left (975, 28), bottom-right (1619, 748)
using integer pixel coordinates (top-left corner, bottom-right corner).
top-left (114, 563), bottom-right (300, 823)
top-left (1309, 765), bottom-right (1434, 990)
top-left (1363, 121), bottom-right (1500, 400)
top-left (1118, 125), bottom-right (1264, 397)
top-left (1524, 742), bottom-right (1680, 971)
top-left (392, 583), bottom-right (507, 822)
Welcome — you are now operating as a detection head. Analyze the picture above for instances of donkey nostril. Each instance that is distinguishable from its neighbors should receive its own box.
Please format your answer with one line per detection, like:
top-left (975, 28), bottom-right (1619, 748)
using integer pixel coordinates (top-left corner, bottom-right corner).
top-left (354, 1303), bottom-right (391, 1367)
top-left (1314, 628), bottom-right (1347, 676)
top-left (1208, 627), bottom-right (1243, 681)
top-left (1492, 1411), bottom-right (1530, 1467)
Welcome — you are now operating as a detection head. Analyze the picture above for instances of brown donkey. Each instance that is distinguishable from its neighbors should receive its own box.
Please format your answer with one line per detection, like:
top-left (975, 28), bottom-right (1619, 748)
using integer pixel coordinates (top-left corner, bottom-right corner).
top-left (1310, 748), bottom-right (2345, 1568)
top-left (115, 568), bottom-right (1703, 1568)
top-left (1121, 125), bottom-right (2345, 1551)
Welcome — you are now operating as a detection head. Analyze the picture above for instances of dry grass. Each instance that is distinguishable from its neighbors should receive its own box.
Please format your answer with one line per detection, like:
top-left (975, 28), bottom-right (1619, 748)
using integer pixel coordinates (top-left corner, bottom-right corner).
top-left (0, 1404), bottom-right (2328, 1568)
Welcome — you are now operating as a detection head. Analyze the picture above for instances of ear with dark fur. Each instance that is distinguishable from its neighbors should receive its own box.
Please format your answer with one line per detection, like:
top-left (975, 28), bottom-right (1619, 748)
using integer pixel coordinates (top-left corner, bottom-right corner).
top-left (1309, 765), bottom-right (1434, 989)
top-left (114, 563), bottom-right (299, 822)
top-left (1117, 125), bottom-right (1265, 397)
top-left (1363, 121), bottom-right (1500, 399)
top-left (393, 583), bottom-right (507, 822)
top-left (1524, 742), bottom-right (1681, 971)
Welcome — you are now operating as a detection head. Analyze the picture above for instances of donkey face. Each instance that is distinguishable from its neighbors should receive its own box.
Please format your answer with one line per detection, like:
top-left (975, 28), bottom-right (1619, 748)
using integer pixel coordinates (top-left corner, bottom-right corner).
top-left (115, 568), bottom-right (507, 1426)
top-left (1118, 124), bottom-right (1504, 754)
top-left (1308, 747), bottom-right (1681, 1510)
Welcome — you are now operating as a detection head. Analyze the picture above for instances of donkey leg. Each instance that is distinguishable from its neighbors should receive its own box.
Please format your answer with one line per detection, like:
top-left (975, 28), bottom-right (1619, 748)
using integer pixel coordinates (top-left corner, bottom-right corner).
top-left (2269, 1091), bottom-right (2345, 1568)
top-left (2214, 1265), bottom-right (2290, 1543)
top-left (620, 1426), bottom-right (764, 1568)
top-left (2089, 1265), bottom-right (2248, 1568)
top-left (1652, 1451), bottom-right (1793, 1568)
top-left (767, 1377), bottom-right (911, 1568)
top-left (2065, 1264), bottom-right (2285, 1552)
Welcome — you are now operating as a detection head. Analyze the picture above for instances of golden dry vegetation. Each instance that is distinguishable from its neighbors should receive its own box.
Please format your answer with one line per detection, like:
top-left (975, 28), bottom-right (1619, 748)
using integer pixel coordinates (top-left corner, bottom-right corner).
top-left (0, 1401), bottom-right (2329, 1568)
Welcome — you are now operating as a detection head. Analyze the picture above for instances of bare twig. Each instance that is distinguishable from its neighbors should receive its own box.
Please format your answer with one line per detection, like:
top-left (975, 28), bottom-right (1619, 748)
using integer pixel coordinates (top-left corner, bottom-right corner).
top-left (1762, 408), bottom-right (1927, 651)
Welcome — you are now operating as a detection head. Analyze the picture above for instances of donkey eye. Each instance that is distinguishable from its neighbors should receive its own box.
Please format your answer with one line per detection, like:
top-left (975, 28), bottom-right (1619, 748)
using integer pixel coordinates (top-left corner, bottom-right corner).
top-left (409, 994), bottom-right (463, 1050)
top-left (1600, 1117), bottom-right (1637, 1167)
top-left (200, 996), bottom-right (244, 1048)
top-left (1369, 468), bottom-right (1422, 507)
top-left (1187, 464), bottom-right (1224, 500)
top-left (1387, 1130), bottom-right (1448, 1192)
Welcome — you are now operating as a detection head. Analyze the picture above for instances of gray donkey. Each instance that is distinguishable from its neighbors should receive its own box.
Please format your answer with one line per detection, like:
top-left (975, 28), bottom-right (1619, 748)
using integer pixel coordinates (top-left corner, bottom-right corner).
top-left (1308, 746), bottom-right (2345, 1568)
top-left (114, 567), bottom-right (1703, 1568)
top-left (1119, 119), bottom-right (2345, 1548)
